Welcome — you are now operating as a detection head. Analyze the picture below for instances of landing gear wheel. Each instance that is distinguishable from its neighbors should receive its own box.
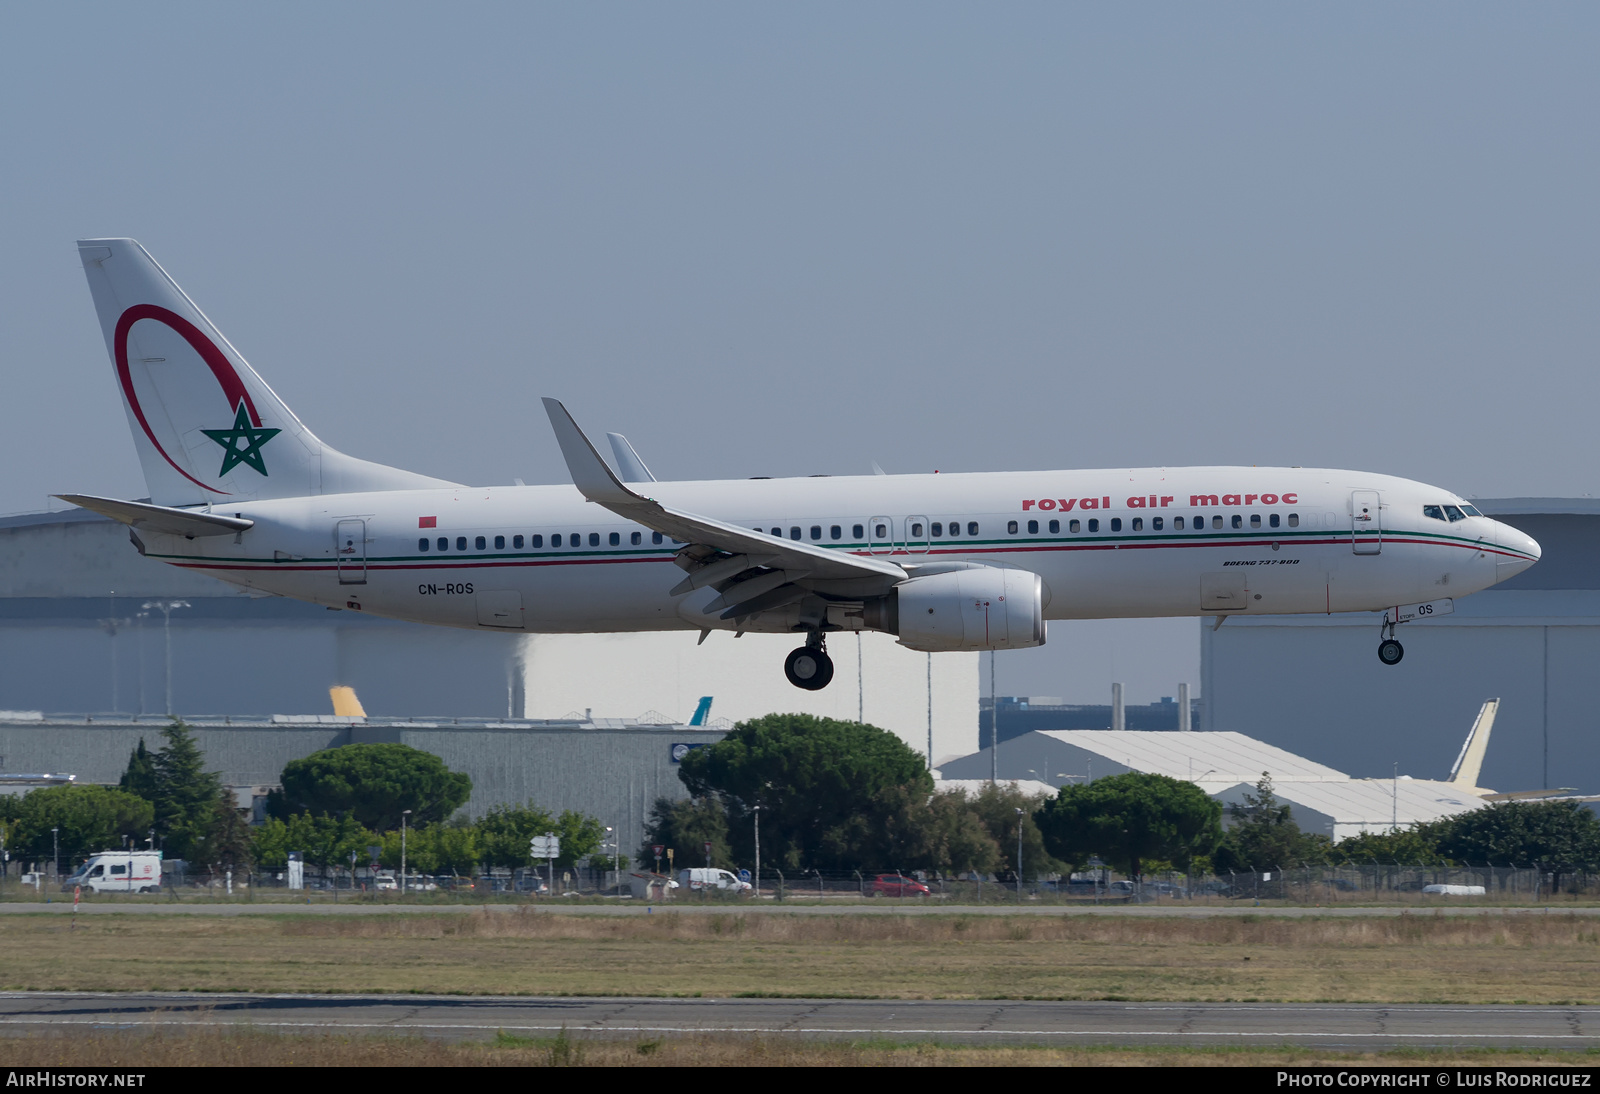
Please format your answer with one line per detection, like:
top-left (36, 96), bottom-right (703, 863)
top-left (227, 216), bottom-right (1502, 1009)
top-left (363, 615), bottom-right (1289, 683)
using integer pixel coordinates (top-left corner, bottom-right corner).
top-left (1378, 639), bottom-right (1404, 666)
top-left (785, 646), bottom-right (835, 690)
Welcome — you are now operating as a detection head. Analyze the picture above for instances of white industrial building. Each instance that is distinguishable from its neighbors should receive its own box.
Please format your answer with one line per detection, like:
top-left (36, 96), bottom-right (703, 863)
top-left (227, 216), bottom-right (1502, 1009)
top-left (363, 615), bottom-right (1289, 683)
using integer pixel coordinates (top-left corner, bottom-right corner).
top-left (1201, 499), bottom-right (1599, 796)
top-left (936, 727), bottom-right (1498, 840)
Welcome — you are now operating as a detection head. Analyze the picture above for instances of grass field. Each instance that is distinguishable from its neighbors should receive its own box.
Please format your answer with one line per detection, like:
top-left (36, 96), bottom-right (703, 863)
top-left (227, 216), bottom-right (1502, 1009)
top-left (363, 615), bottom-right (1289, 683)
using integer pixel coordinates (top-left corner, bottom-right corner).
top-left (2, 909), bottom-right (1599, 1002)
top-left (1, 1027), bottom-right (1597, 1068)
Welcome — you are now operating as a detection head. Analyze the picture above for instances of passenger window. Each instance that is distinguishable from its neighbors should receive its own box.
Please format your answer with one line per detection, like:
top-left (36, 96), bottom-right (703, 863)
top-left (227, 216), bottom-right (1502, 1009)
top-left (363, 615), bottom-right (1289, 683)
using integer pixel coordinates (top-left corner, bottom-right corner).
top-left (514, 535), bottom-right (525, 549)
top-left (931, 522), bottom-right (943, 537)
top-left (790, 527), bottom-right (801, 541)
top-left (1007, 520), bottom-right (1018, 534)
top-left (1423, 505), bottom-right (1445, 521)
top-left (437, 537), bottom-right (448, 551)
top-left (830, 525), bottom-right (842, 540)
top-left (631, 531), bottom-right (641, 545)
top-left (457, 537), bottom-right (468, 551)
top-left (1174, 516), bottom-right (1185, 530)
top-left (472, 536), bottom-right (483, 550)
top-left (852, 524), bottom-right (864, 539)
top-left (1048, 519), bottom-right (1059, 534)
top-left (1230, 515), bottom-right (1241, 530)
top-left (1211, 516), bottom-right (1223, 530)
top-left (945, 522), bottom-right (958, 538)
top-left (609, 532), bottom-right (620, 546)
top-left (876, 523), bottom-right (888, 538)
top-left (585, 532), bottom-right (597, 547)
top-left (494, 535), bottom-right (506, 550)
top-left (1249, 515), bottom-right (1260, 529)
top-left (770, 527), bottom-right (781, 536)
top-left (1069, 519), bottom-right (1081, 533)
top-left (967, 522), bottom-right (979, 536)
top-left (1152, 516), bottom-right (1163, 530)
top-left (652, 532), bottom-right (663, 544)
top-left (552, 533), bottom-right (562, 547)
top-left (418, 538), bottom-right (429, 552)
top-left (1268, 514), bottom-right (1279, 529)
top-left (1444, 505), bottom-right (1466, 522)
top-left (532, 534), bottom-right (544, 548)
top-left (811, 525), bottom-right (823, 540)
top-left (910, 523), bottom-right (922, 538)
top-left (1194, 514), bottom-right (1204, 529)
top-left (1110, 518), bottom-right (1122, 532)
top-left (1131, 517), bottom-right (1142, 531)
top-left (1287, 514), bottom-right (1299, 528)
top-left (1027, 520), bottom-right (1039, 534)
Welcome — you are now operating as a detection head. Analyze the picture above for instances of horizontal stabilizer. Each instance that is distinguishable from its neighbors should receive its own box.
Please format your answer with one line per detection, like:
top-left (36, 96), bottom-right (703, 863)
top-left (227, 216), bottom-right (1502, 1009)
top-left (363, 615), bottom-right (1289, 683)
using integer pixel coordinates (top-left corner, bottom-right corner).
top-left (54, 494), bottom-right (253, 538)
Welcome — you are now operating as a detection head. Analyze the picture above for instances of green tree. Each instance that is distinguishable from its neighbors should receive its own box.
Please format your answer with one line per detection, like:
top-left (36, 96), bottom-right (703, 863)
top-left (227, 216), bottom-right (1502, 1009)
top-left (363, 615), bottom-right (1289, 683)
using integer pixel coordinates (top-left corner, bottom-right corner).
top-left (476, 802), bottom-right (559, 869)
top-left (965, 782), bottom-right (1062, 879)
top-left (273, 743), bottom-right (471, 831)
top-left (1433, 800), bottom-right (1600, 887)
top-left (148, 720), bottom-right (222, 859)
top-left (1214, 773), bottom-right (1329, 873)
top-left (10, 785), bottom-right (154, 866)
top-left (118, 738), bottom-right (158, 801)
top-left (679, 713), bottom-right (933, 871)
top-left (640, 796), bottom-right (732, 871)
top-left (192, 790), bottom-right (255, 872)
top-left (252, 812), bottom-right (373, 873)
top-left (1036, 772), bottom-right (1222, 879)
top-left (1327, 824), bottom-right (1446, 865)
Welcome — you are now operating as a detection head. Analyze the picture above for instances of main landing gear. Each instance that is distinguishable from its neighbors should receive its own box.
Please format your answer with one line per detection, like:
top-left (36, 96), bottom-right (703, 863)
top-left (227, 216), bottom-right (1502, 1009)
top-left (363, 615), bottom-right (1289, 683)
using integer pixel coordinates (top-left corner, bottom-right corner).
top-left (785, 633), bottom-right (835, 691)
top-left (1378, 616), bottom-right (1404, 666)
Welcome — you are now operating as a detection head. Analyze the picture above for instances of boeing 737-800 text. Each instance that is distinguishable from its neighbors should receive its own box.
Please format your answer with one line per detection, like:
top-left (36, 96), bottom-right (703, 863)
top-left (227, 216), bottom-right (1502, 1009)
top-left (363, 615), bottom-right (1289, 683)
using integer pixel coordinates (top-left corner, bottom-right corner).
top-left (59, 239), bottom-right (1540, 690)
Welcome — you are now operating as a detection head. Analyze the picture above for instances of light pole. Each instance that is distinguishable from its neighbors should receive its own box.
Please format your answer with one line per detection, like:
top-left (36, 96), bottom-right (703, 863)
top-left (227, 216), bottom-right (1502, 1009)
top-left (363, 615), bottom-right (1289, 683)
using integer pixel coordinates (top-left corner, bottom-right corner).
top-left (52, 827), bottom-right (59, 882)
top-left (1013, 807), bottom-right (1025, 899)
top-left (400, 809), bottom-right (411, 895)
top-left (753, 806), bottom-right (761, 900)
top-left (141, 600), bottom-right (189, 715)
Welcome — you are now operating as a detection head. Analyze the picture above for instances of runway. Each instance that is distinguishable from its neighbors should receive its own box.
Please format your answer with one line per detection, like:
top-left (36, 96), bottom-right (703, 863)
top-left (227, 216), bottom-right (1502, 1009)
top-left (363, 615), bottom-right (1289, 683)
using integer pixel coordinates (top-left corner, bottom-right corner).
top-left (0, 993), bottom-right (1595, 1049)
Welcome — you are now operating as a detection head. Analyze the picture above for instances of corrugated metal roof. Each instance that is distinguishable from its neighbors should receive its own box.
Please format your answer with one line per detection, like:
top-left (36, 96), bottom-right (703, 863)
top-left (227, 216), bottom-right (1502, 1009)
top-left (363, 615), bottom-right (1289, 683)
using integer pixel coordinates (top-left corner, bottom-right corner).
top-left (937, 778), bottom-right (1057, 800)
top-left (1035, 730), bottom-right (1350, 783)
top-left (1216, 777), bottom-right (1488, 826)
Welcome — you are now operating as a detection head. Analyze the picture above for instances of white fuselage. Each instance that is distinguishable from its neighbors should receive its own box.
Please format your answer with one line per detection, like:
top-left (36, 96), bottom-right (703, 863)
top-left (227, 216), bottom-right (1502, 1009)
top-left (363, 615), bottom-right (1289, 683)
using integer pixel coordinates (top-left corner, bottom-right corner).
top-left (133, 466), bottom-right (1540, 638)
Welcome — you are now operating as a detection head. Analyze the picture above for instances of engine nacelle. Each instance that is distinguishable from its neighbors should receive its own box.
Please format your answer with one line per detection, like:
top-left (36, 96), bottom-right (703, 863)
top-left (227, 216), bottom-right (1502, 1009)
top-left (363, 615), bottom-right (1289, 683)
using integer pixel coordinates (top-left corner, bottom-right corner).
top-left (868, 567), bottom-right (1047, 652)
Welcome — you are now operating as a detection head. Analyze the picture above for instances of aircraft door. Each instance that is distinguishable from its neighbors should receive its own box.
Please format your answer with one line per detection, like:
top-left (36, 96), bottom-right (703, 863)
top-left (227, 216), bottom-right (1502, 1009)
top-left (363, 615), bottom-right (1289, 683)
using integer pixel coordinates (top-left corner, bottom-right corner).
top-left (869, 516), bottom-right (894, 555)
top-left (1350, 490), bottom-right (1381, 555)
top-left (336, 519), bottom-right (367, 584)
top-left (905, 515), bottom-right (930, 555)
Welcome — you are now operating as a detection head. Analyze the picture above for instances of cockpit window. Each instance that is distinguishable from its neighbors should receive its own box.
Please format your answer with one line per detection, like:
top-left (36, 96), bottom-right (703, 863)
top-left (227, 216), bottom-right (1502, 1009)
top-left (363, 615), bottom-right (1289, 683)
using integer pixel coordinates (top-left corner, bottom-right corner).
top-left (1423, 505), bottom-right (1446, 521)
top-left (1460, 504), bottom-right (1482, 517)
top-left (1443, 505), bottom-right (1466, 522)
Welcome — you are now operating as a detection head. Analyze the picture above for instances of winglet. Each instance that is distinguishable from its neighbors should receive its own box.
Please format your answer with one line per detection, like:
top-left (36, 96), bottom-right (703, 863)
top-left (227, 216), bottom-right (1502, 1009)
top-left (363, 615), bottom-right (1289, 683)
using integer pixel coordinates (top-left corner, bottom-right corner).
top-left (542, 399), bottom-right (644, 506)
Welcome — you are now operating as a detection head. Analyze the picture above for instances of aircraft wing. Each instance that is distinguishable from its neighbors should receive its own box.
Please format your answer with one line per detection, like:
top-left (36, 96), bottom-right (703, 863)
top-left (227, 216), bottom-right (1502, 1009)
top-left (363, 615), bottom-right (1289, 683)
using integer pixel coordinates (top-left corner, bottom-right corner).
top-left (54, 494), bottom-right (254, 538)
top-left (542, 399), bottom-right (906, 619)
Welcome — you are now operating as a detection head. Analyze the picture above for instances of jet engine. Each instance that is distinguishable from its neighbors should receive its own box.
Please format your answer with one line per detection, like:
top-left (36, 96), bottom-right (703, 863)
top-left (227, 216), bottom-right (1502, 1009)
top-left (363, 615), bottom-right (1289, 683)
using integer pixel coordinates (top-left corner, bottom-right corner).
top-left (864, 566), bottom-right (1046, 652)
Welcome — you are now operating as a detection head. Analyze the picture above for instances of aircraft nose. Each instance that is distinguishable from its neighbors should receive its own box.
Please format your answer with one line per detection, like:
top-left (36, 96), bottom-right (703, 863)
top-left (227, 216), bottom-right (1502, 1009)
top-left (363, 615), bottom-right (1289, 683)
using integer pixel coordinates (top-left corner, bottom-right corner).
top-left (1491, 520), bottom-right (1540, 582)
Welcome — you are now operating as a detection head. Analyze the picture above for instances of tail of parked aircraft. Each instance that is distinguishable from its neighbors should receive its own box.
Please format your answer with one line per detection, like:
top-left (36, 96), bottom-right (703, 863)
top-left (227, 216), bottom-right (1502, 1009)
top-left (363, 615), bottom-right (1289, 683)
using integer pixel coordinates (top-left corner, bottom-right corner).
top-left (76, 239), bottom-right (459, 507)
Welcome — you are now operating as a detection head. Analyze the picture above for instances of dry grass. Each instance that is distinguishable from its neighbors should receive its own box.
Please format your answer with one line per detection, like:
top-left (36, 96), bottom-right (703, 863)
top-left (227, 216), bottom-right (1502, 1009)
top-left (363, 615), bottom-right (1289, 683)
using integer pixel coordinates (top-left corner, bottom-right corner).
top-left (0, 1028), bottom-right (1595, 1068)
top-left (2, 909), bottom-right (1599, 1002)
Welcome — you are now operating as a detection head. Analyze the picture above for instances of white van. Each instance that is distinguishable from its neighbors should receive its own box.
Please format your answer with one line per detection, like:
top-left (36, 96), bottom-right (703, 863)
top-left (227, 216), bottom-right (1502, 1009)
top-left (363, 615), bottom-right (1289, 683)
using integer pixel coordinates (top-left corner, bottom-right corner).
top-left (62, 851), bottom-right (162, 894)
top-left (677, 867), bottom-right (750, 893)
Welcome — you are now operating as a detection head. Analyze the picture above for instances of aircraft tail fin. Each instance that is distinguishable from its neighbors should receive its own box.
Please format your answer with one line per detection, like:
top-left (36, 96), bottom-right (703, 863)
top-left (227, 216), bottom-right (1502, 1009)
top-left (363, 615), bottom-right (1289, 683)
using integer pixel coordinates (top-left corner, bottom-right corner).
top-left (1448, 698), bottom-right (1499, 790)
top-left (76, 239), bottom-right (459, 506)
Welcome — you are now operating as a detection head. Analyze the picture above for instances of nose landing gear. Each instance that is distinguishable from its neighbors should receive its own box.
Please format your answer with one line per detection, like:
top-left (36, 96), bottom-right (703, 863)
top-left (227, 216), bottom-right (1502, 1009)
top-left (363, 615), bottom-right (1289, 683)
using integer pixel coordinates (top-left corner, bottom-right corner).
top-left (1377, 615), bottom-right (1404, 666)
top-left (784, 634), bottom-right (835, 690)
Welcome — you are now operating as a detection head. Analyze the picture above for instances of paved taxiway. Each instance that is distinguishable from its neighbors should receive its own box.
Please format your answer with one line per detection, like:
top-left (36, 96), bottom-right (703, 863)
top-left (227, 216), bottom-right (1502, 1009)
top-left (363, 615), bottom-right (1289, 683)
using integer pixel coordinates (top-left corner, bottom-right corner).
top-left (0, 993), bottom-right (1594, 1049)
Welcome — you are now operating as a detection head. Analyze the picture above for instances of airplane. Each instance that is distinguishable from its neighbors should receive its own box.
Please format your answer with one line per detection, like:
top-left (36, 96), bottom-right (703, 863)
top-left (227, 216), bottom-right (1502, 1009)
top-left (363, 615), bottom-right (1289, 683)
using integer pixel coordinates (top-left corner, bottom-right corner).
top-left (58, 239), bottom-right (1541, 691)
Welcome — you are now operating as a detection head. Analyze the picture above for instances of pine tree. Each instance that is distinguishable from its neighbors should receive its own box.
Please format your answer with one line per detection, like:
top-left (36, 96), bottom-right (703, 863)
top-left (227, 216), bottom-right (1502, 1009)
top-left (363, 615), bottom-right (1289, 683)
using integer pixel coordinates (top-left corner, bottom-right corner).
top-left (151, 719), bottom-right (221, 859)
top-left (118, 738), bottom-right (159, 802)
top-left (193, 790), bottom-right (254, 873)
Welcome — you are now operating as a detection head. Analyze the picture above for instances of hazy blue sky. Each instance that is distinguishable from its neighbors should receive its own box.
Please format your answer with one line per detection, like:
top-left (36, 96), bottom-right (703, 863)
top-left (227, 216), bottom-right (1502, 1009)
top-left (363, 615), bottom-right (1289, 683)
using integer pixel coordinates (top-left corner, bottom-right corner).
top-left (3, 4), bottom-right (1596, 703)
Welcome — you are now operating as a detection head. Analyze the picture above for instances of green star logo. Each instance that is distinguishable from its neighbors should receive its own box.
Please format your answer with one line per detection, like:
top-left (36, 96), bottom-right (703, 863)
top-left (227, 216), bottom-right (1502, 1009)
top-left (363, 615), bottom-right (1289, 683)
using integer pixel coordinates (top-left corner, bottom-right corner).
top-left (201, 401), bottom-right (281, 477)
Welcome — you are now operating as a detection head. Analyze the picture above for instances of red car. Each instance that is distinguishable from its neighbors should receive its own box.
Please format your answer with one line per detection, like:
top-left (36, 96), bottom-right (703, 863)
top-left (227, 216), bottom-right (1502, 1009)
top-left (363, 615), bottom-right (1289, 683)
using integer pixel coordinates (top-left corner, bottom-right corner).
top-left (870, 873), bottom-right (931, 897)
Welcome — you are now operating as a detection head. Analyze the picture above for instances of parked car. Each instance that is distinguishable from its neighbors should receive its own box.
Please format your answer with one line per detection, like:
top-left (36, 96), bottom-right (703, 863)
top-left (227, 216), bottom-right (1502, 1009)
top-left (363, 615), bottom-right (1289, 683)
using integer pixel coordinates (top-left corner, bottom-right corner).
top-left (870, 873), bottom-right (931, 897)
